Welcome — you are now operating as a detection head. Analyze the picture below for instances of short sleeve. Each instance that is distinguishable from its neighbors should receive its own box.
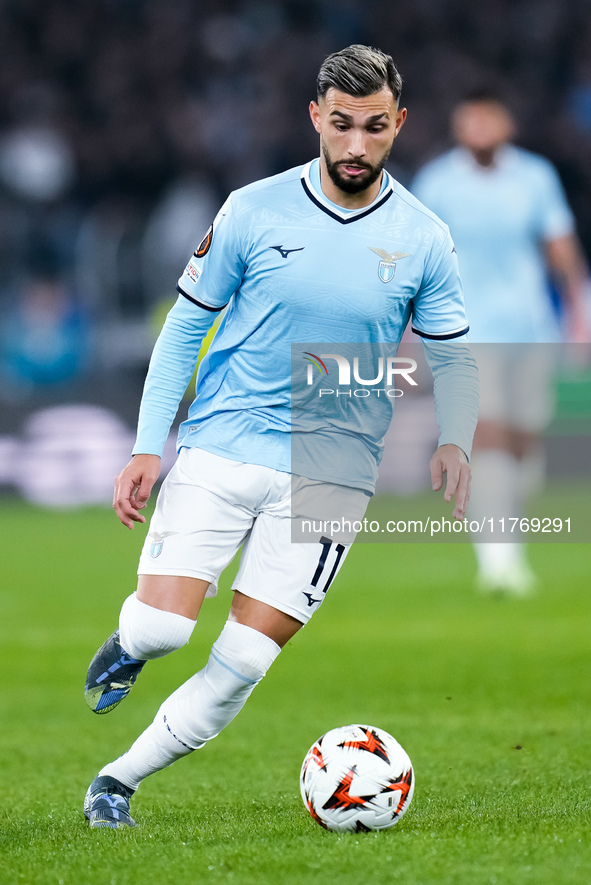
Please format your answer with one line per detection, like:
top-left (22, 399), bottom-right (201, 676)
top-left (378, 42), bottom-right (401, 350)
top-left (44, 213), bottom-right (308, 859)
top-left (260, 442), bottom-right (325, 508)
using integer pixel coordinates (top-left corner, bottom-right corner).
top-left (411, 230), bottom-right (470, 340)
top-left (177, 194), bottom-right (246, 311)
top-left (534, 159), bottom-right (575, 242)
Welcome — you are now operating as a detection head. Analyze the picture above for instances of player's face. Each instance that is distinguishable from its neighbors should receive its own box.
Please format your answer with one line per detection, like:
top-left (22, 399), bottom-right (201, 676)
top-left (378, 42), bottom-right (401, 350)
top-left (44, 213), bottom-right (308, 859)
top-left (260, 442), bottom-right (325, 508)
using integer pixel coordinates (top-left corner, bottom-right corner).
top-left (309, 87), bottom-right (406, 205)
top-left (451, 101), bottom-right (515, 164)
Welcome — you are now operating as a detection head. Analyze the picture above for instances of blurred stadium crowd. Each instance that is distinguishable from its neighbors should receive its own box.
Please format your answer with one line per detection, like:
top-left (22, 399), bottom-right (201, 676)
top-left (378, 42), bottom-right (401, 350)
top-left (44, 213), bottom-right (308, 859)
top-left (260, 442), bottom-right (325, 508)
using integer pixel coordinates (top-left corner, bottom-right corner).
top-left (0, 0), bottom-right (590, 503)
top-left (1, 0), bottom-right (591, 386)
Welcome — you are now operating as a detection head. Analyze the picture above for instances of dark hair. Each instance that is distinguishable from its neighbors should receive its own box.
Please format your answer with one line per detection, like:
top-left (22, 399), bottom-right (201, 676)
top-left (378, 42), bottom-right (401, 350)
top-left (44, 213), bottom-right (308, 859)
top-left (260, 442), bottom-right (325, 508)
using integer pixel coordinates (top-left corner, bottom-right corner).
top-left (317, 45), bottom-right (402, 104)
top-left (456, 88), bottom-right (510, 109)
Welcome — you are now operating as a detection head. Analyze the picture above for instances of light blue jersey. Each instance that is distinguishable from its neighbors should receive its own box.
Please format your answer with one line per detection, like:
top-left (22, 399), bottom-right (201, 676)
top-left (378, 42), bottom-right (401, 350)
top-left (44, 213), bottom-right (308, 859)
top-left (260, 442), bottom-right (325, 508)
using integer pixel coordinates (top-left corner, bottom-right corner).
top-left (134, 159), bottom-right (478, 491)
top-left (412, 146), bottom-right (575, 342)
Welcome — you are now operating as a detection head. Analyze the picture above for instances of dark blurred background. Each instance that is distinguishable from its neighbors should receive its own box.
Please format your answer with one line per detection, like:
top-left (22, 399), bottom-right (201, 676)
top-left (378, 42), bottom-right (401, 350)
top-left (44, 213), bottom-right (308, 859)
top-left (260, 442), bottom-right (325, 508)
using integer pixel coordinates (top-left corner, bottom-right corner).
top-left (0, 0), bottom-right (590, 505)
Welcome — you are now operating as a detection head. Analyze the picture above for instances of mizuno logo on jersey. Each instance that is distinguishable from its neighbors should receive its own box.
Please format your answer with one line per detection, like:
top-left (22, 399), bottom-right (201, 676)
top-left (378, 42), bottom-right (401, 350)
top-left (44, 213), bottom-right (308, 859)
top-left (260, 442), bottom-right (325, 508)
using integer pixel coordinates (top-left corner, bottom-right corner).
top-left (369, 247), bottom-right (412, 283)
top-left (269, 245), bottom-right (305, 259)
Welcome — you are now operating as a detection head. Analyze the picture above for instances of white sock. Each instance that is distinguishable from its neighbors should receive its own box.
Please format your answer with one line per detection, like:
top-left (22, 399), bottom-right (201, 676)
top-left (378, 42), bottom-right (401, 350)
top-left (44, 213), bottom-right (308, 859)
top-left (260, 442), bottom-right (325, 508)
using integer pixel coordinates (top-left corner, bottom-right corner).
top-left (100, 621), bottom-right (281, 790)
top-left (119, 593), bottom-right (196, 661)
top-left (469, 449), bottom-right (519, 529)
top-left (469, 449), bottom-right (529, 578)
top-left (99, 716), bottom-right (193, 791)
top-left (518, 448), bottom-right (545, 503)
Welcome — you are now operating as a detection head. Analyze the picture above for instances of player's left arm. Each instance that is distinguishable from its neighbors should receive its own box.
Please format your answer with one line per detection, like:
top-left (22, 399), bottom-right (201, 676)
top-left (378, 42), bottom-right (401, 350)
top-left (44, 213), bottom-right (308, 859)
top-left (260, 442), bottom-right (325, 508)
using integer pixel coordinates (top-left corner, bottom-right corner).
top-left (429, 443), bottom-right (470, 520)
top-left (412, 229), bottom-right (479, 519)
top-left (422, 338), bottom-right (478, 519)
top-left (544, 234), bottom-right (590, 343)
top-left (536, 160), bottom-right (590, 343)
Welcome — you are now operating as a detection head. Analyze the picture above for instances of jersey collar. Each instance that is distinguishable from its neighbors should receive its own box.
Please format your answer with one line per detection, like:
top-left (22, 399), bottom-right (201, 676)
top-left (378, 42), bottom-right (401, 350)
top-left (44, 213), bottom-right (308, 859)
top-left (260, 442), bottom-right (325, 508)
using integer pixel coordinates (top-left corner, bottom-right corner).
top-left (301, 159), bottom-right (394, 224)
top-left (455, 144), bottom-right (516, 174)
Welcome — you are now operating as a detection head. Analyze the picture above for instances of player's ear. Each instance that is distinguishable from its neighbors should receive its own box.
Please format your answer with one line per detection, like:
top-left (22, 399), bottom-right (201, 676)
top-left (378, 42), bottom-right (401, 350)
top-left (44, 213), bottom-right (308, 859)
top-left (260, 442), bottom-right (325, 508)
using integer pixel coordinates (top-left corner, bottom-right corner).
top-left (309, 100), bottom-right (322, 134)
top-left (394, 106), bottom-right (407, 138)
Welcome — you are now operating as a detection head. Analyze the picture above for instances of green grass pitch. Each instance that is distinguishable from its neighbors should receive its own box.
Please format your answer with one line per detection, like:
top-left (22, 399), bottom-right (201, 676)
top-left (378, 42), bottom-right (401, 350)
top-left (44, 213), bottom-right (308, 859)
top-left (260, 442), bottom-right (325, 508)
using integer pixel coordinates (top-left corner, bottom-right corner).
top-left (1, 498), bottom-right (590, 885)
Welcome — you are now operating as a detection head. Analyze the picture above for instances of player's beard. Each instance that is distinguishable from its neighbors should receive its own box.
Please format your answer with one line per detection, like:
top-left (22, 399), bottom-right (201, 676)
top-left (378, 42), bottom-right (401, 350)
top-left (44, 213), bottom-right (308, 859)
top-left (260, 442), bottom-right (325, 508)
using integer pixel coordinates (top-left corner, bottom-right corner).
top-left (321, 143), bottom-right (391, 195)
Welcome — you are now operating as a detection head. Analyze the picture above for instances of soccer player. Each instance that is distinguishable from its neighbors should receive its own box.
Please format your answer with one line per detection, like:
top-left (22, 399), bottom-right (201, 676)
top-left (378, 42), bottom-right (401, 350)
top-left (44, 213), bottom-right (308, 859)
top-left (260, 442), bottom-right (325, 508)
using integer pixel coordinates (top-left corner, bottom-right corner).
top-left (412, 91), bottom-right (589, 595)
top-left (83, 45), bottom-right (479, 828)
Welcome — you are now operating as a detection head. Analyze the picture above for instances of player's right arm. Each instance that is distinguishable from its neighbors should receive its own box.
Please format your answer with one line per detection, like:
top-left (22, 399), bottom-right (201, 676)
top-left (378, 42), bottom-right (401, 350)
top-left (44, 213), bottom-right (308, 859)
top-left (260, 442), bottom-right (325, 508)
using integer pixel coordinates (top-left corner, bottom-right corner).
top-left (114, 196), bottom-right (245, 529)
top-left (113, 295), bottom-right (219, 528)
top-left (113, 453), bottom-right (162, 529)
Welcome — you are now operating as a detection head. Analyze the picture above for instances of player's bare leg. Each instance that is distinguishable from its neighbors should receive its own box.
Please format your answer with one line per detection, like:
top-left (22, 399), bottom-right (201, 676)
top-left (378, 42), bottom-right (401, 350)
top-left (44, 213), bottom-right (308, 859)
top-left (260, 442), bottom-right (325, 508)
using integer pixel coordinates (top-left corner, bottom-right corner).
top-left (473, 421), bottom-right (538, 459)
top-left (229, 590), bottom-right (303, 647)
top-left (136, 574), bottom-right (210, 619)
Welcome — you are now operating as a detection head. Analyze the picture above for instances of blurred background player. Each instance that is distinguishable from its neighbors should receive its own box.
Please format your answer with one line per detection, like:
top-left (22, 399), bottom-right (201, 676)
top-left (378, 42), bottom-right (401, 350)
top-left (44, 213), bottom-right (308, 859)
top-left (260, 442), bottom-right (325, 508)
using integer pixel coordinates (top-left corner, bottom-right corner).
top-left (412, 91), bottom-right (590, 595)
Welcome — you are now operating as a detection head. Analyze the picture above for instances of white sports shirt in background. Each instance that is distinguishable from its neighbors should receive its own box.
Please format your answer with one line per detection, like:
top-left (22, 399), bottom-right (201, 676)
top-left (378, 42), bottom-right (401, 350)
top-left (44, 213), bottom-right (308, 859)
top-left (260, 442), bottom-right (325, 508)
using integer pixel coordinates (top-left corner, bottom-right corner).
top-left (412, 145), bottom-right (575, 343)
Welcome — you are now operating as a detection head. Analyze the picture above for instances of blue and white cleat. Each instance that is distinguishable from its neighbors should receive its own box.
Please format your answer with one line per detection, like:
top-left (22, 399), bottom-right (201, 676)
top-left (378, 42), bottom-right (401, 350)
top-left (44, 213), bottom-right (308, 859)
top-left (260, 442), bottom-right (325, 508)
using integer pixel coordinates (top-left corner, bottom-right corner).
top-left (84, 775), bottom-right (136, 829)
top-left (84, 630), bottom-right (146, 714)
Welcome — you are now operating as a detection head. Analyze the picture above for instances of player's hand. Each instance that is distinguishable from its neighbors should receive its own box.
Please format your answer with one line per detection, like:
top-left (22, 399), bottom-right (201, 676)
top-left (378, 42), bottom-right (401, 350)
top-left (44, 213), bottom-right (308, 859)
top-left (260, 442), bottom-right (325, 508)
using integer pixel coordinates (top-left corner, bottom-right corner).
top-left (113, 454), bottom-right (162, 530)
top-left (430, 444), bottom-right (471, 520)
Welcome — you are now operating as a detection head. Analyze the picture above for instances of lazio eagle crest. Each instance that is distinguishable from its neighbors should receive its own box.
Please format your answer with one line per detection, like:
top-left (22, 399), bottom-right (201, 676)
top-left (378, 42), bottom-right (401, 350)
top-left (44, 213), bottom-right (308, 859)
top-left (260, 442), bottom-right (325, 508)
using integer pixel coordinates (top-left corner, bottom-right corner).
top-left (149, 531), bottom-right (177, 558)
top-left (369, 247), bottom-right (412, 283)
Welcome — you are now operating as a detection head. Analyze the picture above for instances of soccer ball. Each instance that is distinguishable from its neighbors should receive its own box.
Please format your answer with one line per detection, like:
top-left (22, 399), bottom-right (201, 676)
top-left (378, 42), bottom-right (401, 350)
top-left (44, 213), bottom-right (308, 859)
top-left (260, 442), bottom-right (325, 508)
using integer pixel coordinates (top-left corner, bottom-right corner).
top-left (300, 724), bottom-right (414, 832)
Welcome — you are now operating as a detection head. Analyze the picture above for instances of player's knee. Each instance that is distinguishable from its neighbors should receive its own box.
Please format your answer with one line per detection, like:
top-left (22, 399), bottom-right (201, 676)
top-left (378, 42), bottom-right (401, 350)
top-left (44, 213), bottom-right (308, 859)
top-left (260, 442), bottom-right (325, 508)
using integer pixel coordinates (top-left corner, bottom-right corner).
top-left (119, 593), bottom-right (196, 660)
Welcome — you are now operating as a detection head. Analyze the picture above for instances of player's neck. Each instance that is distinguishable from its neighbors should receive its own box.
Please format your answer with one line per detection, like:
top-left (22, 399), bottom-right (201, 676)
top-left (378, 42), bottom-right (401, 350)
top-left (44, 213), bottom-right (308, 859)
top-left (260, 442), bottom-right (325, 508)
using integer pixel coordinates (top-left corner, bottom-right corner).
top-left (469, 146), bottom-right (503, 169)
top-left (318, 161), bottom-right (384, 209)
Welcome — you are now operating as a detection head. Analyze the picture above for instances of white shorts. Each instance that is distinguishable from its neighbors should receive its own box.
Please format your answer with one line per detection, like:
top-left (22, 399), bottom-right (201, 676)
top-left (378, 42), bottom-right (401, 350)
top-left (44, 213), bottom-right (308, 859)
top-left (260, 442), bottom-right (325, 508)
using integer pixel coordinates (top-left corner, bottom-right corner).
top-left (138, 448), bottom-right (369, 624)
top-left (474, 344), bottom-right (556, 433)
